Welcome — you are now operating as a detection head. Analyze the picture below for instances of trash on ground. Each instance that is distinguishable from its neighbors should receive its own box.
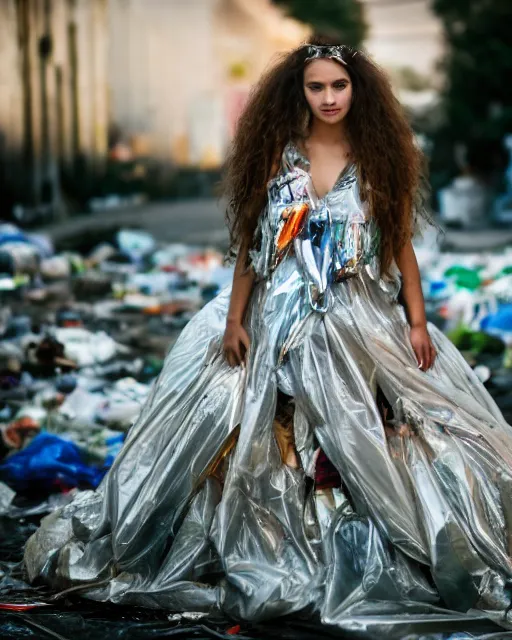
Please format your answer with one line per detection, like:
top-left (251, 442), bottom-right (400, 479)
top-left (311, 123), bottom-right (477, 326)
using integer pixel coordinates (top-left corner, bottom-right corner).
top-left (0, 222), bottom-right (510, 639)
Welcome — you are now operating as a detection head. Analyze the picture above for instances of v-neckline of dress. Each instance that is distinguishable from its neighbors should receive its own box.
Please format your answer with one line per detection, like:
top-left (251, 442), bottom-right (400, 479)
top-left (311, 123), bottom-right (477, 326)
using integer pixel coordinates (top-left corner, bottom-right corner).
top-left (289, 141), bottom-right (355, 201)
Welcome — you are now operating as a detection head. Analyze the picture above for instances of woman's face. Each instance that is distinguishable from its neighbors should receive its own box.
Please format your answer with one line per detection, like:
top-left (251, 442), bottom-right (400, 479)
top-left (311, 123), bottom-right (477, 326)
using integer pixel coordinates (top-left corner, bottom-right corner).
top-left (303, 58), bottom-right (353, 126)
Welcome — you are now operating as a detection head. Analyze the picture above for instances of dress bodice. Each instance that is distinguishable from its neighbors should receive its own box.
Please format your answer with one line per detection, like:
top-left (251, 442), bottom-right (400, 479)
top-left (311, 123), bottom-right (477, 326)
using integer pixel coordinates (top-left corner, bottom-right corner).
top-left (249, 141), bottom-right (383, 312)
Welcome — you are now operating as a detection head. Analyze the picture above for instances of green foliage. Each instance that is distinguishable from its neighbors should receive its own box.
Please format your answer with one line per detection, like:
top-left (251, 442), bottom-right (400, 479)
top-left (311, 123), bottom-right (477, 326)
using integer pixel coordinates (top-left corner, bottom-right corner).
top-left (273, 0), bottom-right (367, 47)
top-left (429, 0), bottom-right (512, 181)
top-left (393, 66), bottom-right (433, 92)
top-left (447, 324), bottom-right (505, 355)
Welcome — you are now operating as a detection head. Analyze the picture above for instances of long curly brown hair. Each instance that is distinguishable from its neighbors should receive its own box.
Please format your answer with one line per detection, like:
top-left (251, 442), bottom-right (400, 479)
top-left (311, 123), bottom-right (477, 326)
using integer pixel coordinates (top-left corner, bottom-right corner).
top-left (221, 36), bottom-right (434, 277)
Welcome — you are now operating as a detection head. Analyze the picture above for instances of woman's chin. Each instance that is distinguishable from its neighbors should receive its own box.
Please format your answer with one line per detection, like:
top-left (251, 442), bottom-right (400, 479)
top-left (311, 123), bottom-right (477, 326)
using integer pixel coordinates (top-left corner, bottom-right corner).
top-left (315, 112), bottom-right (346, 126)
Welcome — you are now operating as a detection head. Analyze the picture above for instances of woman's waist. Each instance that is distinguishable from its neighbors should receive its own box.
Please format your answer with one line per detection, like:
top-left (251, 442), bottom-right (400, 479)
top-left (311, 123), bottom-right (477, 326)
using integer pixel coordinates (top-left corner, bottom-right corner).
top-left (255, 249), bottom-right (382, 302)
top-left (269, 218), bottom-right (379, 274)
top-left (250, 258), bottom-right (392, 348)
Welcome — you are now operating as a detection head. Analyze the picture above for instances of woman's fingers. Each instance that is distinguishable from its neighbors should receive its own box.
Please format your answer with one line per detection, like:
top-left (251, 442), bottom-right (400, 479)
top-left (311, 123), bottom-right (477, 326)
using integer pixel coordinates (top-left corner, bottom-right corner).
top-left (423, 338), bottom-right (437, 371)
top-left (423, 344), bottom-right (431, 370)
top-left (223, 324), bottom-right (251, 368)
top-left (240, 331), bottom-right (250, 353)
top-left (234, 343), bottom-right (243, 365)
top-left (240, 332), bottom-right (250, 363)
top-left (224, 343), bottom-right (243, 367)
top-left (223, 344), bottom-right (235, 367)
top-left (414, 343), bottom-right (429, 371)
top-left (414, 345), bottom-right (423, 370)
top-left (226, 348), bottom-right (239, 367)
top-left (418, 340), bottom-right (437, 371)
top-left (430, 343), bottom-right (437, 368)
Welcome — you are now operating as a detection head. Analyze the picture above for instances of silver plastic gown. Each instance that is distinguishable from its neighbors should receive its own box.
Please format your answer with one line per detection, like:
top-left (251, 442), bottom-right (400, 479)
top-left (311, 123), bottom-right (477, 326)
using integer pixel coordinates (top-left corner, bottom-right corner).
top-left (24, 142), bottom-right (512, 637)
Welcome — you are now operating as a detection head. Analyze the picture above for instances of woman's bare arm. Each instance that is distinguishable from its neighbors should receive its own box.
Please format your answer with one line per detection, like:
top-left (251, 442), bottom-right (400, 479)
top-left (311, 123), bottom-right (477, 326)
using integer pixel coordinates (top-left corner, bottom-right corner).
top-left (395, 239), bottom-right (437, 371)
top-left (223, 243), bottom-right (256, 366)
top-left (226, 242), bottom-right (256, 325)
top-left (224, 157), bottom-right (278, 365)
top-left (394, 239), bottom-right (426, 329)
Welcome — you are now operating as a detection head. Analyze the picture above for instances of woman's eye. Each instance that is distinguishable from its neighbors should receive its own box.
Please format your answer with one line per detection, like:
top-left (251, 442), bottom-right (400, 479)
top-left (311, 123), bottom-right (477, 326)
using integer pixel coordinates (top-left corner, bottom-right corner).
top-left (334, 83), bottom-right (347, 90)
top-left (308, 85), bottom-right (322, 92)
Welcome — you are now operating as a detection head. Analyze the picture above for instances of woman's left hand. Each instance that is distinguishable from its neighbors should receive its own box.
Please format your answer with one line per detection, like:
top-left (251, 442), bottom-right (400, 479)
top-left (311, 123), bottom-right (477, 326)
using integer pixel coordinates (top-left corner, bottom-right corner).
top-left (409, 324), bottom-right (437, 371)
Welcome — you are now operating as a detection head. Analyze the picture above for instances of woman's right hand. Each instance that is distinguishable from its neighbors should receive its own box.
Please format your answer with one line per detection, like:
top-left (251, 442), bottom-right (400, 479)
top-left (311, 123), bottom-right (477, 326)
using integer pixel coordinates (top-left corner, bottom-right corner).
top-left (223, 320), bottom-right (250, 367)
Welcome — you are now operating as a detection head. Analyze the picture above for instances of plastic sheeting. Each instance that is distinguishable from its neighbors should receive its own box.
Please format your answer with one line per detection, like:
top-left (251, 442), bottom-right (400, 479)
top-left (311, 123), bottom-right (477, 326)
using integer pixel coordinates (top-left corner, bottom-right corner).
top-left (21, 145), bottom-right (512, 638)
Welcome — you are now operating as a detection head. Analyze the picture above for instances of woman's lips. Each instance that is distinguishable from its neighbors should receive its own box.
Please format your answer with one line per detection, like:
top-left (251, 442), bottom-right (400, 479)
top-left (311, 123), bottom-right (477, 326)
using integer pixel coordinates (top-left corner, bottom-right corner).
top-left (321, 108), bottom-right (341, 115)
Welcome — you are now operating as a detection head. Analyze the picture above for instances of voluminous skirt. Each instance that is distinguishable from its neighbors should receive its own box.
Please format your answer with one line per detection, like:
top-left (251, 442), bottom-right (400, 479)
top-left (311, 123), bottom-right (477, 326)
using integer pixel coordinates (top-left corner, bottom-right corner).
top-left (24, 259), bottom-right (512, 637)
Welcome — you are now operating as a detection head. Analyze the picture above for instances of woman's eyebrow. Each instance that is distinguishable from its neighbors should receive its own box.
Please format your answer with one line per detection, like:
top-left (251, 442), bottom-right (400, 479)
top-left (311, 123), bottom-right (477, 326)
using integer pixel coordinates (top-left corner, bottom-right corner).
top-left (305, 79), bottom-right (349, 84)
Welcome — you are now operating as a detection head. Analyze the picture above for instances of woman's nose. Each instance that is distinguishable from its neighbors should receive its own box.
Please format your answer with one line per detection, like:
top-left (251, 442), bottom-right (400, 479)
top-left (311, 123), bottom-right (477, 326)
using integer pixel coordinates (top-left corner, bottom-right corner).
top-left (323, 88), bottom-right (335, 104)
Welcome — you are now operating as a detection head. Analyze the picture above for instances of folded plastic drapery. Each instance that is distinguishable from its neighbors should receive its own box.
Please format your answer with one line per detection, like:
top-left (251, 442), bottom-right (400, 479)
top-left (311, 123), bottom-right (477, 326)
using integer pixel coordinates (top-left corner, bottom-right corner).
top-left (23, 142), bottom-right (512, 637)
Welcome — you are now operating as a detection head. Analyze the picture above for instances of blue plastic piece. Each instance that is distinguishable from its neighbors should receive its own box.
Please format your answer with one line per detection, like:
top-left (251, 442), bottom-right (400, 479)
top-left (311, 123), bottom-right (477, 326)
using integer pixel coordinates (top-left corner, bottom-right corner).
top-left (0, 433), bottom-right (109, 491)
top-left (480, 303), bottom-right (512, 334)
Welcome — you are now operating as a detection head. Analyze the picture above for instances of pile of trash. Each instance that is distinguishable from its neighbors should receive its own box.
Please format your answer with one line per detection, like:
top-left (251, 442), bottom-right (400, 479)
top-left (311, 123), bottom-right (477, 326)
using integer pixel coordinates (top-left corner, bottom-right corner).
top-left (1, 223), bottom-right (512, 495)
top-left (416, 228), bottom-right (512, 420)
top-left (0, 223), bottom-right (233, 495)
top-left (0, 221), bottom-right (510, 498)
top-left (0, 223), bottom-right (511, 639)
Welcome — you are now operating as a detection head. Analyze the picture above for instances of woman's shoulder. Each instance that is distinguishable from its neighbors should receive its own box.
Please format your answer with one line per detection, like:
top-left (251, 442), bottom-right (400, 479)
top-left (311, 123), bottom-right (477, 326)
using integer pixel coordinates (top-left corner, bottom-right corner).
top-left (265, 141), bottom-right (308, 189)
top-left (282, 140), bottom-right (309, 173)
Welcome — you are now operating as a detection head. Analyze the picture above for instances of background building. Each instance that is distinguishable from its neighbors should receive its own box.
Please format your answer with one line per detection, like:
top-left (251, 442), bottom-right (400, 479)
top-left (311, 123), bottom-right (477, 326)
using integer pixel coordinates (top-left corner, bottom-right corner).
top-left (3, 0), bottom-right (507, 224)
top-left (364, 0), bottom-right (442, 77)
top-left (107, 0), bottom-right (308, 168)
top-left (0, 0), bottom-right (109, 218)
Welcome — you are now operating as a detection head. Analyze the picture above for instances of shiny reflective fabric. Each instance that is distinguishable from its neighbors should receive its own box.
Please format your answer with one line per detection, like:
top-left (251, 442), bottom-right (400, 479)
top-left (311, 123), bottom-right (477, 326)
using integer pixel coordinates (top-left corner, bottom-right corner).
top-left (250, 142), bottom-right (384, 316)
top-left (24, 143), bottom-right (512, 636)
top-left (304, 44), bottom-right (353, 67)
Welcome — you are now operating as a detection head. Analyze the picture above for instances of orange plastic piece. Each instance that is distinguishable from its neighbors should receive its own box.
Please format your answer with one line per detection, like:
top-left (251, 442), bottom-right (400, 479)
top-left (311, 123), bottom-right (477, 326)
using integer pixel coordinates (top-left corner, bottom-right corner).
top-left (276, 203), bottom-right (309, 252)
top-left (227, 625), bottom-right (242, 635)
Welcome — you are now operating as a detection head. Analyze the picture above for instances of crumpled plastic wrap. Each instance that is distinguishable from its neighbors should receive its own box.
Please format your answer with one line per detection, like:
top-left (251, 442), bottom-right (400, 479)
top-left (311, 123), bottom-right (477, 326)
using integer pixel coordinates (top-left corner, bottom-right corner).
top-left (22, 143), bottom-right (512, 637)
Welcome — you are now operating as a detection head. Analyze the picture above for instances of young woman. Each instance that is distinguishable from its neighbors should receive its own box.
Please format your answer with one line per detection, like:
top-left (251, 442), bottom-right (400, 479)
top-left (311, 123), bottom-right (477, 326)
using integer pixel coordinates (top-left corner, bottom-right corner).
top-left (24, 41), bottom-right (512, 636)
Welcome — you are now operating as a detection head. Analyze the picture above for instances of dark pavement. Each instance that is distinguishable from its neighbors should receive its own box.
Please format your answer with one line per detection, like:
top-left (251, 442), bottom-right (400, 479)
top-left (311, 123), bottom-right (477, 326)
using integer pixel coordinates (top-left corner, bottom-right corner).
top-left (33, 198), bottom-right (512, 253)
top-left (34, 199), bottom-right (229, 252)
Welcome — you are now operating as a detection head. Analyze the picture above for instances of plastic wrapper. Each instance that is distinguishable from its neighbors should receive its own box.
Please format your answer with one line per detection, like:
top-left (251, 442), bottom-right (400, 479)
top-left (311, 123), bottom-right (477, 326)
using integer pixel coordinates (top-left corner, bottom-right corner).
top-left (19, 143), bottom-right (512, 638)
top-left (0, 433), bottom-right (108, 493)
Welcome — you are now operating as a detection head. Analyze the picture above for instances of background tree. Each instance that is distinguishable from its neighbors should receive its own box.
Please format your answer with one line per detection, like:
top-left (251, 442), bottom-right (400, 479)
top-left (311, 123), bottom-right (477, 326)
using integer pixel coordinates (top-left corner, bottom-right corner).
top-left (394, 66), bottom-right (433, 93)
top-left (429, 0), bottom-right (512, 187)
top-left (272, 0), bottom-right (367, 48)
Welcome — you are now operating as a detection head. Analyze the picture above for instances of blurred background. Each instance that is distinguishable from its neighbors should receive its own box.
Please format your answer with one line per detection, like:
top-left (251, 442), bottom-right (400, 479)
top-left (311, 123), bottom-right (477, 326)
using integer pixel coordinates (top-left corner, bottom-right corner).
top-left (0, 0), bottom-right (512, 543)
top-left (0, 4), bottom-right (512, 632)
top-left (0, 0), bottom-right (511, 226)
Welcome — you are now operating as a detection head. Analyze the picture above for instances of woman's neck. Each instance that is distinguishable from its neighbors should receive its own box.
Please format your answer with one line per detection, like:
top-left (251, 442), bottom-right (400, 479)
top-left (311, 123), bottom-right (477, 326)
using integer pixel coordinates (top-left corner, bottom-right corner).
top-left (308, 117), bottom-right (348, 146)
